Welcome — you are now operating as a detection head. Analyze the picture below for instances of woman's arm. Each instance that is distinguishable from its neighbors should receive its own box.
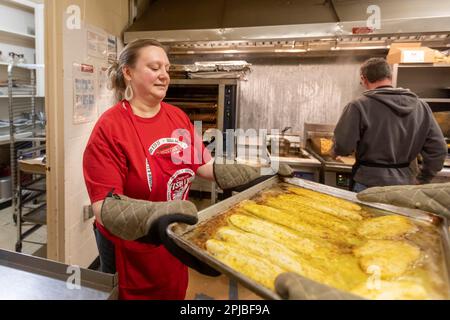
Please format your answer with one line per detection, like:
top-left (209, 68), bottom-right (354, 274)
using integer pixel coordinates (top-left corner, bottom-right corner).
top-left (196, 159), bottom-right (215, 181)
top-left (92, 200), bottom-right (104, 225)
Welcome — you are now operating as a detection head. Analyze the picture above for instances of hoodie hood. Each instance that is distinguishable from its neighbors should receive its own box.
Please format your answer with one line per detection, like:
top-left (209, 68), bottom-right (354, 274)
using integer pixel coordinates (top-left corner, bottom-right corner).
top-left (363, 87), bottom-right (420, 116)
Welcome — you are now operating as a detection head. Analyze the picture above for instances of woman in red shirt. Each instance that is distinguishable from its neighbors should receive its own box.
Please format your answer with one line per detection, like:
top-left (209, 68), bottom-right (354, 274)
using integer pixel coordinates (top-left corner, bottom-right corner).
top-left (83, 39), bottom-right (221, 300)
top-left (84, 39), bottom-right (292, 300)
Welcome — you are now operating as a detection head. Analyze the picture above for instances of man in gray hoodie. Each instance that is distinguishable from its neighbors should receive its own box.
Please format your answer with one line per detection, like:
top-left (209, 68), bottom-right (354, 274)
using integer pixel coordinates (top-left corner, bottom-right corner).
top-left (333, 58), bottom-right (447, 192)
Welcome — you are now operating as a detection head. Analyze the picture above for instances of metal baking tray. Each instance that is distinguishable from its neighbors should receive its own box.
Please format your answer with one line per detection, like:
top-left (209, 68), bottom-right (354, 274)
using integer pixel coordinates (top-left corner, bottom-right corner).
top-left (168, 177), bottom-right (450, 300)
top-left (0, 249), bottom-right (118, 300)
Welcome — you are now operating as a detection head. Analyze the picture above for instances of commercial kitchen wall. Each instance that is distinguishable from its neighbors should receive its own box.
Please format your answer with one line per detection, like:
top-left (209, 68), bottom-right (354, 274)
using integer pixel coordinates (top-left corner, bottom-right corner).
top-left (46, 0), bottom-right (129, 266)
top-left (171, 54), bottom-right (382, 140)
top-left (237, 56), bottom-right (367, 139)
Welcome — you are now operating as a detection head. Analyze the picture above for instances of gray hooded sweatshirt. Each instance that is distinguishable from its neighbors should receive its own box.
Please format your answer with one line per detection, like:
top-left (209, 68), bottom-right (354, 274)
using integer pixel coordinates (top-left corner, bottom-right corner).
top-left (334, 87), bottom-right (447, 187)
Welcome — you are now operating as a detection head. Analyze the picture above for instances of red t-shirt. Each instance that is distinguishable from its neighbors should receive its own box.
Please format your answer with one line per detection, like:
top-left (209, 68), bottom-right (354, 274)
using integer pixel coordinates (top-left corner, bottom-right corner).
top-left (83, 100), bottom-right (211, 300)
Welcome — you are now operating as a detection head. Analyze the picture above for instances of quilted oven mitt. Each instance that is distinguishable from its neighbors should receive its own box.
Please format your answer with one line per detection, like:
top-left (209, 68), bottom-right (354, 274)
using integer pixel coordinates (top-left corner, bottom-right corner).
top-left (213, 159), bottom-right (294, 190)
top-left (101, 193), bottom-right (221, 276)
top-left (275, 273), bottom-right (362, 300)
top-left (101, 194), bottom-right (198, 242)
top-left (357, 183), bottom-right (450, 218)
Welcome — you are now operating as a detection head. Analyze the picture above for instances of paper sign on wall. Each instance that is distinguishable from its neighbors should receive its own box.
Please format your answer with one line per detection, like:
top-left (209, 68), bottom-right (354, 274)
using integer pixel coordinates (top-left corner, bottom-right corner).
top-left (97, 65), bottom-right (113, 114)
top-left (107, 35), bottom-right (117, 64)
top-left (73, 63), bottom-right (97, 124)
top-left (87, 28), bottom-right (107, 59)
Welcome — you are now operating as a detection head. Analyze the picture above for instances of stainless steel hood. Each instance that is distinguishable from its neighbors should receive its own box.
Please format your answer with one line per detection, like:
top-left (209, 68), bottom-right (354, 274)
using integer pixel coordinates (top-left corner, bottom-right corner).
top-left (125, 0), bottom-right (450, 54)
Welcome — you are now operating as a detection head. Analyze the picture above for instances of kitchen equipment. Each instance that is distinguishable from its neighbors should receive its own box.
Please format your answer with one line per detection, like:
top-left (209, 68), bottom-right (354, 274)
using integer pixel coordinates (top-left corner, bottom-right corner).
top-left (0, 249), bottom-right (118, 300)
top-left (267, 132), bottom-right (321, 182)
top-left (165, 79), bottom-right (237, 138)
top-left (0, 176), bottom-right (12, 200)
top-left (304, 123), bottom-right (355, 190)
top-left (434, 112), bottom-right (450, 139)
top-left (168, 176), bottom-right (450, 300)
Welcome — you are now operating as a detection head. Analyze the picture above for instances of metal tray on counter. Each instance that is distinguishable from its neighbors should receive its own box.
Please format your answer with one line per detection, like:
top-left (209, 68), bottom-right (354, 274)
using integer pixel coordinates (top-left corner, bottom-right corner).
top-left (0, 249), bottom-right (118, 300)
top-left (168, 177), bottom-right (450, 300)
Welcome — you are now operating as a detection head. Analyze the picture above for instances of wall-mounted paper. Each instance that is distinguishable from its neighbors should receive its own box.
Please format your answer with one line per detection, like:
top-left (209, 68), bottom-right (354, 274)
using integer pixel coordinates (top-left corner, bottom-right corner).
top-left (87, 27), bottom-right (107, 59)
top-left (73, 63), bottom-right (97, 124)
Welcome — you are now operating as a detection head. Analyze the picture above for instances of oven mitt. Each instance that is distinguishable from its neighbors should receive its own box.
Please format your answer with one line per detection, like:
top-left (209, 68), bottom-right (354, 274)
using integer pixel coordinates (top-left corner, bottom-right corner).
top-left (275, 272), bottom-right (362, 300)
top-left (213, 159), bottom-right (294, 190)
top-left (357, 183), bottom-right (450, 218)
top-left (101, 193), bottom-right (197, 241)
top-left (101, 193), bottom-right (221, 277)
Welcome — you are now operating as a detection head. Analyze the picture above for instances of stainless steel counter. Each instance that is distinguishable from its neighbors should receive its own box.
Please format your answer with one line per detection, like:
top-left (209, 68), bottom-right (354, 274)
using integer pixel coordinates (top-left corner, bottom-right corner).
top-left (0, 249), bottom-right (118, 300)
top-left (434, 167), bottom-right (450, 183)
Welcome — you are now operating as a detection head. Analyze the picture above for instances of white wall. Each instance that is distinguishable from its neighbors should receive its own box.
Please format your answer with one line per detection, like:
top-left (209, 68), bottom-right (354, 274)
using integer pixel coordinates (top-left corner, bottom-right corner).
top-left (53, 0), bottom-right (129, 267)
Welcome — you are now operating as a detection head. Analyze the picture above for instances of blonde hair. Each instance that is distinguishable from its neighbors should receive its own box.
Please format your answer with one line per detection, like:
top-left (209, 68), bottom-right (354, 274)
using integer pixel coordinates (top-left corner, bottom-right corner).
top-left (108, 39), bottom-right (167, 101)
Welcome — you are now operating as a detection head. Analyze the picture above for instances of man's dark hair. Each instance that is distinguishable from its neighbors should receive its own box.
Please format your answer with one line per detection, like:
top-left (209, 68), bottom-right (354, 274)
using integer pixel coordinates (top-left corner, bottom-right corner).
top-left (360, 58), bottom-right (392, 83)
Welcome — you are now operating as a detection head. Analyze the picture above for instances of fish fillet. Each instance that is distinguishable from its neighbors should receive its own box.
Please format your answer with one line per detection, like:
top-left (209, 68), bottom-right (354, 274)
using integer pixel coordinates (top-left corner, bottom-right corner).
top-left (357, 215), bottom-right (418, 240)
top-left (228, 213), bottom-right (341, 257)
top-left (240, 201), bottom-right (361, 247)
top-left (265, 197), bottom-right (358, 234)
top-left (278, 193), bottom-right (363, 222)
top-left (214, 223), bottom-right (366, 291)
top-left (287, 186), bottom-right (362, 212)
top-left (205, 239), bottom-right (284, 290)
top-left (215, 227), bottom-right (325, 281)
top-left (354, 240), bottom-right (421, 279)
top-left (351, 280), bottom-right (429, 300)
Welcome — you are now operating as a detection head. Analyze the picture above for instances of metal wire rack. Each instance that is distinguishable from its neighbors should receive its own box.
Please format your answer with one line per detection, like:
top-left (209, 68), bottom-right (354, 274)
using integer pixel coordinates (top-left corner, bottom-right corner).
top-left (6, 63), bottom-right (46, 252)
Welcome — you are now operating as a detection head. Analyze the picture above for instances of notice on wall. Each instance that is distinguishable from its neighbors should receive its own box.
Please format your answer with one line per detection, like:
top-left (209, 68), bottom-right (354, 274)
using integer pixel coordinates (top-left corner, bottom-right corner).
top-left (87, 27), bottom-right (108, 59)
top-left (73, 63), bottom-right (97, 124)
top-left (107, 35), bottom-right (117, 64)
top-left (97, 65), bottom-right (113, 114)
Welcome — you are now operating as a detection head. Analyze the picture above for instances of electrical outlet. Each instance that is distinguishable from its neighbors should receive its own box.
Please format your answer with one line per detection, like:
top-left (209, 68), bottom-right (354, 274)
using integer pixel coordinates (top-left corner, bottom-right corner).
top-left (83, 205), bottom-right (94, 221)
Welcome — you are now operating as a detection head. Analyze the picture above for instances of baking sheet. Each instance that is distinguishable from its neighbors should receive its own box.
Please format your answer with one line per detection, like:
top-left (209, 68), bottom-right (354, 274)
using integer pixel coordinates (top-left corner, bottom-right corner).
top-left (168, 177), bottom-right (450, 300)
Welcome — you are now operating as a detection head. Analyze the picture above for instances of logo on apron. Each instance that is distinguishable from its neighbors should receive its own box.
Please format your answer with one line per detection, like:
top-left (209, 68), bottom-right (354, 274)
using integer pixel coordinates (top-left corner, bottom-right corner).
top-left (167, 168), bottom-right (195, 201)
top-left (145, 159), bottom-right (153, 193)
top-left (149, 138), bottom-right (188, 156)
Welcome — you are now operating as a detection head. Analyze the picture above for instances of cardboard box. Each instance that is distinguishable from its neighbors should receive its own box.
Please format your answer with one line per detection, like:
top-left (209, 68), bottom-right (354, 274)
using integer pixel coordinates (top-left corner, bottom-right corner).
top-left (386, 43), bottom-right (435, 64)
top-left (186, 269), bottom-right (263, 300)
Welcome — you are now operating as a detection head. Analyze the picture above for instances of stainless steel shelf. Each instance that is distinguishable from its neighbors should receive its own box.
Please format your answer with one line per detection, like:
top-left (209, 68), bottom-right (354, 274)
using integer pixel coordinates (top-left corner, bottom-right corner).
top-left (0, 96), bottom-right (45, 98)
top-left (0, 132), bottom-right (34, 145)
top-left (171, 78), bottom-right (238, 85)
top-left (422, 98), bottom-right (450, 103)
top-left (0, 197), bottom-right (12, 204)
top-left (22, 178), bottom-right (46, 192)
top-left (397, 63), bottom-right (450, 68)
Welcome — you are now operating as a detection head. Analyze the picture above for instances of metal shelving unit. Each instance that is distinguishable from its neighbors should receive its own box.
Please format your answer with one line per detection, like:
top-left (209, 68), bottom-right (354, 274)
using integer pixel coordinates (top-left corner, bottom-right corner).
top-left (15, 153), bottom-right (46, 252)
top-left (392, 63), bottom-right (450, 183)
top-left (5, 63), bottom-right (46, 252)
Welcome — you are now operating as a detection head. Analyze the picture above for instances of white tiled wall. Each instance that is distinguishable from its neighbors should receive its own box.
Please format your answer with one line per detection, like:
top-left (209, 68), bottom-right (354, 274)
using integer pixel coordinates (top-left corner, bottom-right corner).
top-left (59, 0), bottom-right (128, 267)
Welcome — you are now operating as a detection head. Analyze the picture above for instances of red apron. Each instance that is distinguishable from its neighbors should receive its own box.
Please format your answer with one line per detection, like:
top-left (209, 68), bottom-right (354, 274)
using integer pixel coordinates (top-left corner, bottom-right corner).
top-left (94, 102), bottom-right (196, 300)
top-left (96, 221), bottom-right (188, 300)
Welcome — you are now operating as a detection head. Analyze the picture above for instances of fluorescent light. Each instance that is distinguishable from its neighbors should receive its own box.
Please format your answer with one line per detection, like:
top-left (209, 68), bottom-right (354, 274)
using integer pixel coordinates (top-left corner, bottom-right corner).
top-left (274, 49), bottom-right (307, 53)
top-left (331, 45), bottom-right (389, 51)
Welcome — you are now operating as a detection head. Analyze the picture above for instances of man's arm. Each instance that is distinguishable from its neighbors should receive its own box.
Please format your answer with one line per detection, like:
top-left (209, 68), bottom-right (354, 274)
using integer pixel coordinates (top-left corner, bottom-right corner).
top-left (333, 103), bottom-right (362, 157)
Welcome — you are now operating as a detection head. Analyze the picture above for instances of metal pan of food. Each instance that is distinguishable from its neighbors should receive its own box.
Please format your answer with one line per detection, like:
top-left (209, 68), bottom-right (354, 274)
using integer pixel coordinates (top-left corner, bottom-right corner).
top-left (168, 177), bottom-right (450, 300)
